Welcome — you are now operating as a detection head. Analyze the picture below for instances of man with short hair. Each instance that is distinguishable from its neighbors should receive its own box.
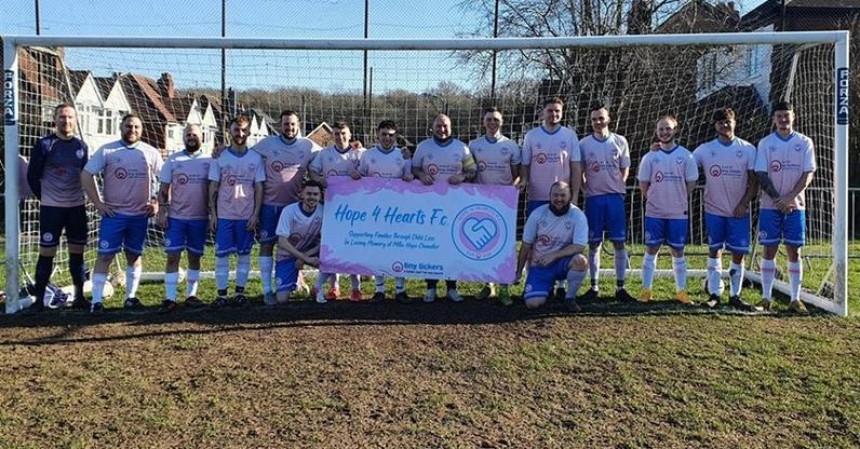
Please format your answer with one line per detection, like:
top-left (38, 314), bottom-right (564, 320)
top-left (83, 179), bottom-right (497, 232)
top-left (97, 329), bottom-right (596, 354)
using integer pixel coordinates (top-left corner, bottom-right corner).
top-left (353, 120), bottom-right (414, 302)
top-left (577, 105), bottom-right (636, 304)
top-left (637, 114), bottom-right (699, 304)
top-left (469, 107), bottom-right (521, 306)
top-left (274, 180), bottom-right (325, 304)
top-left (208, 115), bottom-right (265, 307)
top-left (515, 181), bottom-right (589, 311)
top-left (26, 103), bottom-right (90, 312)
top-left (521, 97), bottom-right (582, 215)
top-left (156, 124), bottom-right (211, 312)
top-left (413, 113), bottom-right (477, 303)
top-left (755, 101), bottom-right (816, 314)
top-left (309, 120), bottom-right (365, 302)
top-left (252, 110), bottom-right (321, 305)
top-left (81, 113), bottom-right (163, 315)
top-left (692, 108), bottom-right (758, 311)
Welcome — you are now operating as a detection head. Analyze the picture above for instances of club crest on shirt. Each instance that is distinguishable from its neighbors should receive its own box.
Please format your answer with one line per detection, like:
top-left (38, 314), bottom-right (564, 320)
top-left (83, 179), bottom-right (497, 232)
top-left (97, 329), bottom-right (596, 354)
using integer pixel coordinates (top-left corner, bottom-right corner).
top-left (675, 156), bottom-right (684, 165)
top-left (564, 221), bottom-right (572, 230)
top-left (76, 149), bottom-right (85, 159)
top-left (736, 150), bottom-right (744, 159)
top-left (794, 144), bottom-right (802, 152)
top-left (42, 232), bottom-right (53, 242)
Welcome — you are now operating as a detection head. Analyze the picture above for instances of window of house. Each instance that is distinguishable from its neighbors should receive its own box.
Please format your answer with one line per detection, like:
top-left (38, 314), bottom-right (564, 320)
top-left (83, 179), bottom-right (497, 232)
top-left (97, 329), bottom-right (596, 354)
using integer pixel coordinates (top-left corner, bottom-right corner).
top-left (748, 45), bottom-right (764, 77)
top-left (698, 52), bottom-right (717, 91)
top-left (96, 108), bottom-right (114, 135)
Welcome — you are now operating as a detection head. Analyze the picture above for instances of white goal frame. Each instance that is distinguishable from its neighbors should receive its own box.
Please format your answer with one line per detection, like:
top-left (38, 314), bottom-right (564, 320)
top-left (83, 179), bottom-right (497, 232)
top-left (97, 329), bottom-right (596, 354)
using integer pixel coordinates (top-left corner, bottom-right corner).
top-left (3, 32), bottom-right (849, 315)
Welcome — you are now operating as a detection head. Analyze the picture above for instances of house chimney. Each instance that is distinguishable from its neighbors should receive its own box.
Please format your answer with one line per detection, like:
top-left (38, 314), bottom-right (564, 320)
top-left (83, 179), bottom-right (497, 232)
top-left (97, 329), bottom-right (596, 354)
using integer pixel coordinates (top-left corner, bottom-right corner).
top-left (158, 72), bottom-right (175, 98)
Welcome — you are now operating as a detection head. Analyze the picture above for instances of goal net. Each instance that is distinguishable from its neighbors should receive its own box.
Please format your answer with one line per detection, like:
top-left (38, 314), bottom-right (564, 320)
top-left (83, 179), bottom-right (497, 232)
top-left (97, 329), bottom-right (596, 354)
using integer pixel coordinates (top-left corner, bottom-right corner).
top-left (2, 33), bottom-right (849, 315)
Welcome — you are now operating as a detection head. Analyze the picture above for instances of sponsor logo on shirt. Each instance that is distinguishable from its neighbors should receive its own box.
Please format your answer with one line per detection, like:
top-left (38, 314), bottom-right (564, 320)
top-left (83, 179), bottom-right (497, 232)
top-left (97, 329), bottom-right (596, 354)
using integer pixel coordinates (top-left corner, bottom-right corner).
top-left (709, 165), bottom-right (722, 177)
top-left (770, 161), bottom-right (782, 173)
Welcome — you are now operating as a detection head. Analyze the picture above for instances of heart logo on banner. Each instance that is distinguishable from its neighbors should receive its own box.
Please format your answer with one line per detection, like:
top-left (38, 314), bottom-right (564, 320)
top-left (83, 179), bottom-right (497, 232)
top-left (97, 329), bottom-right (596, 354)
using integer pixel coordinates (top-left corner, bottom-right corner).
top-left (463, 218), bottom-right (498, 250)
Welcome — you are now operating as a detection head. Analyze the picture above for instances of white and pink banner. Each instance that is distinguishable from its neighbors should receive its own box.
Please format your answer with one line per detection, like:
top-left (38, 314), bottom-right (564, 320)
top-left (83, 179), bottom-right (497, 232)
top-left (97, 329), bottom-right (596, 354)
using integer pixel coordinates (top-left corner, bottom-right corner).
top-left (320, 177), bottom-right (518, 283)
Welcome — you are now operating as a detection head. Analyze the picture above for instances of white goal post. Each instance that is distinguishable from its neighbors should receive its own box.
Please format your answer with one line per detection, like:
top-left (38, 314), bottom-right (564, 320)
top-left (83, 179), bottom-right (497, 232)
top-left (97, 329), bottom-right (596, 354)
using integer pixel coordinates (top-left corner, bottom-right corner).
top-left (3, 32), bottom-right (849, 315)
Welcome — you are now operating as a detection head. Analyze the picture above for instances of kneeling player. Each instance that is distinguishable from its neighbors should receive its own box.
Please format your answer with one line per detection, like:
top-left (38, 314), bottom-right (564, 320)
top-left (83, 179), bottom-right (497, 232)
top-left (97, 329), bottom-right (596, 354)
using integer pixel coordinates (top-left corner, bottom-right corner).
top-left (515, 181), bottom-right (589, 311)
top-left (275, 180), bottom-right (324, 303)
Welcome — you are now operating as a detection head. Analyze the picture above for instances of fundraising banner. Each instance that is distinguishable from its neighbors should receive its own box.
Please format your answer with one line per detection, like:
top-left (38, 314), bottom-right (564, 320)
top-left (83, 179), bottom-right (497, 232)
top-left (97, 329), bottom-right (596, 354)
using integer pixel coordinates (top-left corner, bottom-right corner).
top-left (320, 176), bottom-right (518, 283)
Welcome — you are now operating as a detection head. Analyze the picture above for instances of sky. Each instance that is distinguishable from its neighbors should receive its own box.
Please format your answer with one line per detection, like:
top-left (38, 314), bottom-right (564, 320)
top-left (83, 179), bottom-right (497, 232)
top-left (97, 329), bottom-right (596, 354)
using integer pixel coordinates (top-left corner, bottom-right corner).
top-left (0, 0), bottom-right (768, 94)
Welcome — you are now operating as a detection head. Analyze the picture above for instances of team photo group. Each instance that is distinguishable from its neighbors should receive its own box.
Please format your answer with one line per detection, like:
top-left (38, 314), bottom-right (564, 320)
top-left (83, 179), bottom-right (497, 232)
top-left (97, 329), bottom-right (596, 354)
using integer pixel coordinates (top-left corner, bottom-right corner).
top-left (23, 95), bottom-right (815, 316)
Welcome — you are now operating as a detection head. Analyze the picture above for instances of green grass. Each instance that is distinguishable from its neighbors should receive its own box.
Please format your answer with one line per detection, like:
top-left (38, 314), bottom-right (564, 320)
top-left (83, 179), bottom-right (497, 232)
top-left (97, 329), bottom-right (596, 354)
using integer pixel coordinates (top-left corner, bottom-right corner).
top-left (4, 242), bottom-right (859, 314)
top-left (1, 308), bottom-right (859, 447)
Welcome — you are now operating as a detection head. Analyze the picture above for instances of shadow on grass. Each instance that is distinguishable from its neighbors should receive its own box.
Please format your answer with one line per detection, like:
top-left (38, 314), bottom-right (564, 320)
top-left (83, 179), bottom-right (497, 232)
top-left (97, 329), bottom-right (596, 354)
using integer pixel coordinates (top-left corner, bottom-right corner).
top-left (0, 294), bottom-right (828, 347)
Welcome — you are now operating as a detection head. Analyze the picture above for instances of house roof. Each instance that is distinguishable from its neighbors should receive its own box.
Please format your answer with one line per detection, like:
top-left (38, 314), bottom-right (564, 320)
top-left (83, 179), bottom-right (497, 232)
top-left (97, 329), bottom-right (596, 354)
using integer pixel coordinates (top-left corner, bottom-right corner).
top-left (307, 122), bottom-right (333, 147)
top-left (164, 97), bottom-right (195, 122)
top-left (68, 70), bottom-right (91, 99)
top-left (120, 73), bottom-right (176, 123)
top-left (93, 76), bottom-right (116, 100)
top-left (742, 0), bottom-right (860, 29)
top-left (16, 46), bottom-right (70, 105)
top-left (198, 94), bottom-right (225, 120)
top-left (657, 0), bottom-right (740, 33)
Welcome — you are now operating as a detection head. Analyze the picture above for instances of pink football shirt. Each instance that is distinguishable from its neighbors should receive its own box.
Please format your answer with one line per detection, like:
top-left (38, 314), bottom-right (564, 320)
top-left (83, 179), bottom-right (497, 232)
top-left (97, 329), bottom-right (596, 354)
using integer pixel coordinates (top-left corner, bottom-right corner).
top-left (253, 136), bottom-right (321, 206)
top-left (160, 149), bottom-right (212, 220)
top-left (522, 204), bottom-right (588, 266)
top-left (755, 132), bottom-right (816, 211)
top-left (636, 145), bottom-right (699, 219)
top-left (579, 133), bottom-right (630, 197)
top-left (275, 202), bottom-right (324, 260)
top-left (208, 148), bottom-right (266, 220)
top-left (469, 134), bottom-right (521, 185)
top-left (522, 126), bottom-right (580, 201)
top-left (693, 137), bottom-right (756, 217)
top-left (84, 140), bottom-right (163, 216)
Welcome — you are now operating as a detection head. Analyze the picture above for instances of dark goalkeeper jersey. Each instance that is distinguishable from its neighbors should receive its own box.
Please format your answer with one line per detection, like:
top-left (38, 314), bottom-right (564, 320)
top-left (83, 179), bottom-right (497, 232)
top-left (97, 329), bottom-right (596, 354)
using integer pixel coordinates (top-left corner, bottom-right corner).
top-left (27, 134), bottom-right (89, 207)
